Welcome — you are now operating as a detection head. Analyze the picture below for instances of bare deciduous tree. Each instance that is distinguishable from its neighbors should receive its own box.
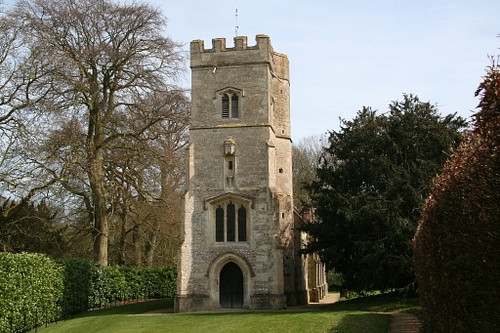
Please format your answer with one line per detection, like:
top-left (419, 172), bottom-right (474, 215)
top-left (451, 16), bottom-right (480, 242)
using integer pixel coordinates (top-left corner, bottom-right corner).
top-left (1, 12), bottom-right (56, 219)
top-left (292, 135), bottom-right (326, 212)
top-left (11, 0), bottom-right (186, 265)
top-left (105, 90), bottom-right (189, 266)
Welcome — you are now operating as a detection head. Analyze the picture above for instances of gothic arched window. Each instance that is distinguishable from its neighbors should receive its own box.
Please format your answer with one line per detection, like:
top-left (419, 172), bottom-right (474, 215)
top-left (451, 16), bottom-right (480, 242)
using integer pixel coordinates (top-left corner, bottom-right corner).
top-left (218, 88), bottom-right (241, 119)
top-left (215, 201), bottom-right (248, 242)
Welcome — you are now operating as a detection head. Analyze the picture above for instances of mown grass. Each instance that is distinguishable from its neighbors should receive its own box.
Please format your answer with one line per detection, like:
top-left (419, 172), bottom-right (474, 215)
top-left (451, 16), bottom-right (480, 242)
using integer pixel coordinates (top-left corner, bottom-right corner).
top-left (332, 292), bottom-right (421, 313)
top-left (33, 293), bottom-right (419, 333)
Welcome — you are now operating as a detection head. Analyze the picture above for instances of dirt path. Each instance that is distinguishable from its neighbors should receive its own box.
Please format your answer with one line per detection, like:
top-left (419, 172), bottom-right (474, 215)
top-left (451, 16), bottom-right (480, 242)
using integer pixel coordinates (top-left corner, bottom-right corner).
top-left (389, 312), bottom-right (422, 333)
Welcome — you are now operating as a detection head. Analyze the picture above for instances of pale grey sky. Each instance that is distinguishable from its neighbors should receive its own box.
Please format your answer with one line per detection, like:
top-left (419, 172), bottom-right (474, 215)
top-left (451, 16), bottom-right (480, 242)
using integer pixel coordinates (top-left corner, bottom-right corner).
top-left (158, 0), bottom-right (499, 140)
top-left (3, 0), bottom-right (498, 140)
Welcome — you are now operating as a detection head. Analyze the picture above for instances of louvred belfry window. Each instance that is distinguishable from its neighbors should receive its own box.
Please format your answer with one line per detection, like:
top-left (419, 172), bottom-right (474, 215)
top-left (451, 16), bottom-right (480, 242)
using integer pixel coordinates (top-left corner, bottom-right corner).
top-left (219, 88), bottom-right (241, 119)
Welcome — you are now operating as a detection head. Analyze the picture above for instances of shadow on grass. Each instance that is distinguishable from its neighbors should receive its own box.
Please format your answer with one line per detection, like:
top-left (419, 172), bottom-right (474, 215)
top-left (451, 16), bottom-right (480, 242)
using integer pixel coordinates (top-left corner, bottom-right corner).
top-left (78, 292), bottom-right (419, 318)
top-left (80, 299), bottom-right (174, 317)
top-left (328, 313), bottom-right (390, 333)
top-left (81, 300), bottom-right (324, 318)
top-left (324, 293), bottom-right (420, 314)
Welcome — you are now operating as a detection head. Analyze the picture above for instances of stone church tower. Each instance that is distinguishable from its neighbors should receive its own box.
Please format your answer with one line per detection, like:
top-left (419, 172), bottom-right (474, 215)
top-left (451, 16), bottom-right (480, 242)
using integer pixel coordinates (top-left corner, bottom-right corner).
top-left (175, 35), bottom-right (311, 312)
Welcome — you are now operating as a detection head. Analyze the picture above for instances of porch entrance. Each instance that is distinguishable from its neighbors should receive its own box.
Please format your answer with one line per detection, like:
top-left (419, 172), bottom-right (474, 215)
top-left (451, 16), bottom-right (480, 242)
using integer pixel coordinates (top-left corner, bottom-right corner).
top-left (219, 262), bottom-right (243, 308)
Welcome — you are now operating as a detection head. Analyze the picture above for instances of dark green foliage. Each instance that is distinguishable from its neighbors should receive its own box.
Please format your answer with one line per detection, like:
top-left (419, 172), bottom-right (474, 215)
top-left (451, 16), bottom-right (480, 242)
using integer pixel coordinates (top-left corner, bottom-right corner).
top-left (101, 265), bottom-right (129, 304)
top-left (142, 265), bottom-right (177, 299)
top-left (303, 94), bottom-right (466, 292)
top-left (91, 265), bottom-right (177, 307)
top-left (88, 263), bottom-right (107, 309)
top-left (0, 199), bottom-right (66, 256)
top-left (413, 64), bottom-right (500, 332)
top-left (0, 252), bottom-right (63, 333)
top-left (59, 258), bottom-right (94, 316)
top-left (0, 253), bottom-right (176, 333)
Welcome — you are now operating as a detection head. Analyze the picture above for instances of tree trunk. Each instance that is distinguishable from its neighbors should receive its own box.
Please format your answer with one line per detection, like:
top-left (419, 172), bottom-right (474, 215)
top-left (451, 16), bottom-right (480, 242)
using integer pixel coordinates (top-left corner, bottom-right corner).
top-left (133, 226), bottom-right (143, 266)
top-left (93, 194), bottom-right (108, 266)
top-left (92, 198), bottom-right (109, 266)
top-left (89, 135), bottom-right (109, 266)
top-left (117, 214), bottom-right (128, 265)
top-left (144, 226), bottom-right (158, 267)
top-left (144, 163), bottom-right (170, 267)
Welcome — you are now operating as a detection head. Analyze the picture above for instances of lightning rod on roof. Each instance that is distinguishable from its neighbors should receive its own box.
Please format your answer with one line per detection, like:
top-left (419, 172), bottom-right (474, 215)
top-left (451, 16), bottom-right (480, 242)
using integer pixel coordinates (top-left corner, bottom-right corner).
top-left (235, 8), bottom-right (239, 37)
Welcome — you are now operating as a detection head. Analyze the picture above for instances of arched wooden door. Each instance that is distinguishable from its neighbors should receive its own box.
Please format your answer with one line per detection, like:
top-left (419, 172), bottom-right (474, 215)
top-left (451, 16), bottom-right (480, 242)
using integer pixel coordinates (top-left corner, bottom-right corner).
top-left (219, 262), bottom-right (243, 308)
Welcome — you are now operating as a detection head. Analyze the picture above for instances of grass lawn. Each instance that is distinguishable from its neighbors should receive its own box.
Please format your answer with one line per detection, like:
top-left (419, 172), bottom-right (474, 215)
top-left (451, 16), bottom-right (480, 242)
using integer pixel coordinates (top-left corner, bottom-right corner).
top-left (33, 294), bottom-right (419, 333)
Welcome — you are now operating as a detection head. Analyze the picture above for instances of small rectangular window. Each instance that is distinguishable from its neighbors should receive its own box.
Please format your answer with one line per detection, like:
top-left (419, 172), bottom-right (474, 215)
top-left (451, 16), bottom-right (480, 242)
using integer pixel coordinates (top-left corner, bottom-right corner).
top-left (228, 160), bottom-right (233, 170)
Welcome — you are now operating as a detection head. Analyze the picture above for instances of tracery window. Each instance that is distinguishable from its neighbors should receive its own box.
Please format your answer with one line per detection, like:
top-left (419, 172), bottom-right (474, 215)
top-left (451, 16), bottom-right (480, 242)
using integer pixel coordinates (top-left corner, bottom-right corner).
top-left (215, 201), bottom-right (247, 242)
top-left (219, 89), bottom-right (241, 119)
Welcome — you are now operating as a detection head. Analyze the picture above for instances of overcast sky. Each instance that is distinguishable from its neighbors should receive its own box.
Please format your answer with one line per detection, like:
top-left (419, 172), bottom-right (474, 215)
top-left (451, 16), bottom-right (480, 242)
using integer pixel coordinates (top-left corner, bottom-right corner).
top-left (156, 0), bottom-right (499, 141)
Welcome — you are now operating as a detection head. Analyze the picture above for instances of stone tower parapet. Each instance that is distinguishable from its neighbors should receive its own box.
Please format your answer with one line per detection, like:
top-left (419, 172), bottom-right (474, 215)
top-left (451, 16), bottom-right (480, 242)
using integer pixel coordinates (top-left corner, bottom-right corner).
top-left (191, 35), bottom-right (289, 94)
top-left (190, 35), bottom-right (288, 80)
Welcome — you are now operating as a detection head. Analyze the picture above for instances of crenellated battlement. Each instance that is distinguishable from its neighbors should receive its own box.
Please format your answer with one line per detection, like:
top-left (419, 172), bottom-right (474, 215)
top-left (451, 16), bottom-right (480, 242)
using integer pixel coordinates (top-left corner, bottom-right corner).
top-left (191, 34), bottom-right (272, 54)
top-left (190, 35), bottom-right (288, 81)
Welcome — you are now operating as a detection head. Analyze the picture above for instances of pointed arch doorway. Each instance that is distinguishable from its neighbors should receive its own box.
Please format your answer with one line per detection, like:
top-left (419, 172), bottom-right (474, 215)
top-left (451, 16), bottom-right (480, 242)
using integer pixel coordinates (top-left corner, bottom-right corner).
top-left (219, 262), bottom-right (244, 308)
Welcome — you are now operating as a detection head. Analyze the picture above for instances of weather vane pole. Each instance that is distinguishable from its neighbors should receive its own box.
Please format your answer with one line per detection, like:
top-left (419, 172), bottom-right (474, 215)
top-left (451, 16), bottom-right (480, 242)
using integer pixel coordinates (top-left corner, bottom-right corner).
top-left (235, 8), bottom-right (239, 37)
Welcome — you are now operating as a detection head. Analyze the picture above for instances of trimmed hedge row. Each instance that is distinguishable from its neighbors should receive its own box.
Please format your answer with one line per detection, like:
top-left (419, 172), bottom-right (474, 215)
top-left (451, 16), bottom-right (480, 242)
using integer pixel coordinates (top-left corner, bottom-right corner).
top-left (0, 253), bottom-right (63, 333)
top-left (89, 264), bottom-right (177, 308)
top-left (413, 65), bottom-right (500, 332)
top-left (0, 253), bottom-right (176, 333)
top-left (60, 258), bottom-right (95, 317)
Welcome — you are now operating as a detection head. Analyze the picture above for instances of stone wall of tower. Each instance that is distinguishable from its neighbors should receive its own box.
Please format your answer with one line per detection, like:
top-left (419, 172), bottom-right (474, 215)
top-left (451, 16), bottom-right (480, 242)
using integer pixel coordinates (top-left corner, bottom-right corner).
top-left (176, 35), bottom-right (294, 312)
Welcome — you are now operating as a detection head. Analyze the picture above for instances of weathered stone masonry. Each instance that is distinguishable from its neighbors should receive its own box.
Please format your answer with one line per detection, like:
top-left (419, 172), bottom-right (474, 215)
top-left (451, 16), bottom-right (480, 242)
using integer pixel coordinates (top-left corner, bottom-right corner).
top-left (175, 35), bottom-right (324, 312)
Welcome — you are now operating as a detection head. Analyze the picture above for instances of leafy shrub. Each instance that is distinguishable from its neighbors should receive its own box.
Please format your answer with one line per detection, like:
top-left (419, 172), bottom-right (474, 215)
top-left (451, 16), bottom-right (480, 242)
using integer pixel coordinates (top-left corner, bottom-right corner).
top-left (121, 266), bottom-right (146, 300)
top-left (0, 252), bottom-right (63, 333)
top-left (58, 258), bottom-right (94, 316)
top-left (88, 263), bottom-right (106, 309)
top-left (0, 252), bottom-right (177, 332)
top-left (148, 265), bottom-right (177, 298)
top-left (413, 64), bottom-right (500, 332)
top-left (97, 265), bottom-right (177, 304)
top-left (101, 265), bottom-right (128, 304)
top-left (326, 270), bottom-right (344, 291)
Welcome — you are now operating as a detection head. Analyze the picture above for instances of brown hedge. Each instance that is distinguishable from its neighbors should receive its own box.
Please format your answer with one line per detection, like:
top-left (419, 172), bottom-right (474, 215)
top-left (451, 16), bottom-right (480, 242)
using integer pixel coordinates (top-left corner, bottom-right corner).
top-left (413, 65), bottom-right (500, 332)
